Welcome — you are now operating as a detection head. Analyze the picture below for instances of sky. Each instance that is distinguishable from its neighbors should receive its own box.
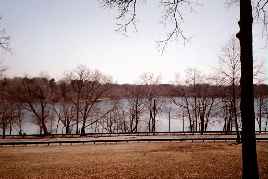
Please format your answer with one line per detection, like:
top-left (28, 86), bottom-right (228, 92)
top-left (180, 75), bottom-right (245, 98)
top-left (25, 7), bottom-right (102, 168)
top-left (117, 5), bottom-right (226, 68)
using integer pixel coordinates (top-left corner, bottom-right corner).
top-left (0, 0), bottom-right (267, 84)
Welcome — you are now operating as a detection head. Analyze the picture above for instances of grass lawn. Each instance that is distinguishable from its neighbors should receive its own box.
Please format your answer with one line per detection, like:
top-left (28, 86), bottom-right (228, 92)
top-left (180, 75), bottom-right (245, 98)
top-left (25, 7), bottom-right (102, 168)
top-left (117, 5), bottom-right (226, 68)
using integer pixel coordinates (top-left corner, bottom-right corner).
top-left (0, 142), bottom-right (267, 179)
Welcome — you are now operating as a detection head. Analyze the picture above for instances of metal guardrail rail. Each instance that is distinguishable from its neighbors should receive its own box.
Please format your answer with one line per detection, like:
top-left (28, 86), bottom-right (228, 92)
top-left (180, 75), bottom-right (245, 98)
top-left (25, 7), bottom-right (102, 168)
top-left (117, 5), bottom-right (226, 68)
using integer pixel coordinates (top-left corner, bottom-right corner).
top-left (2, 131), bottom-right (268, 139)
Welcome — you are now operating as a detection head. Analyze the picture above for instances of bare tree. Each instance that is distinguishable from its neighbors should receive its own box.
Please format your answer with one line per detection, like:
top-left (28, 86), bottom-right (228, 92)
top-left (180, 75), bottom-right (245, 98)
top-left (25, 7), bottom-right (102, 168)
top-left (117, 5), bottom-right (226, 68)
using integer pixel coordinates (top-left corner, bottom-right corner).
top-left (185, 68), bottom-right (202, 132)
top-left (171, 69), bottom-right (201, 132)
top-left (0, 100), bottom-right (13, 138)
top-left (171, 69), bottom-right (217, 134)
top-left (255, 78), bottom-right (268, 132)
top-left (102, 98), bottom-right (131, 133)
top-left (140, 72), bottom-right (162, 133)
top-left (218, 37), bottom-right (241, 142)
top-left (11, 77), bottom-right (56, 135)
top-left (67, 66), bottom-right (112, 135)
top-left (0, 78), bottom-right (25, 137)
top-left (124, 85), bottom-right (146, 133)
top-left (66, 67), bottom-right (86, 134)
top-left (196, 84), bottom-right (217, 134)
top-left (0, 79), bottom-right (12, 137)
top-left (99, 98), bottom-right (123, 133)
top-left (52, 80), bottom-right (76, 134)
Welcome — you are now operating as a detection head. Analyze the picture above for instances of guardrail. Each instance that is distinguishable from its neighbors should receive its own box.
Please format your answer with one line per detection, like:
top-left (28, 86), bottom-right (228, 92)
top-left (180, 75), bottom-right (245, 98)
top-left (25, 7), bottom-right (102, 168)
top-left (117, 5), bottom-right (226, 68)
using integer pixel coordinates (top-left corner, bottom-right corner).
top-left (1, 131), bottom-right (268, 139)
top-left (0, 137), bottom-right (267, 146)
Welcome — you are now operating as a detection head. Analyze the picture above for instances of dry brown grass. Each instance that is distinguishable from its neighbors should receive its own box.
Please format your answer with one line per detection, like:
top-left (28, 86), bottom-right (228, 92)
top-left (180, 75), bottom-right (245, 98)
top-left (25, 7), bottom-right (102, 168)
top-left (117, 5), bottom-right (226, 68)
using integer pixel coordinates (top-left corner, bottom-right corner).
top-left (0, 142), bottom-right (267, 179)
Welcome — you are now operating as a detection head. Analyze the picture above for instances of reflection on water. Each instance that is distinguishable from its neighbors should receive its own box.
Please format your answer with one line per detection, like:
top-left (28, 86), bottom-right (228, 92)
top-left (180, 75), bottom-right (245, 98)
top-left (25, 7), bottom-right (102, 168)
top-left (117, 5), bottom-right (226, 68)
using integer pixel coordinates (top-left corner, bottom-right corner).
top-left (1, 98), bottom-right (268, 135)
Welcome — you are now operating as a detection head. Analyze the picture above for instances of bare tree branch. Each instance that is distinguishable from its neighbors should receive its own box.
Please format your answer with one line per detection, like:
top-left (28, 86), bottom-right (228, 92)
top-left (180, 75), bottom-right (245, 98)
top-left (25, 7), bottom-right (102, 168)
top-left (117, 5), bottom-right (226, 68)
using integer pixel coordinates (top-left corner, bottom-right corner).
top-left (101, 0), bottom-right (138, 34)
top-left (254, 0), bottom-right (268, 34)
top-left (101, 0), bottom-right (198, 53)
top-left (157, 0), bottom-right (193, 54)
top-left (0, 17), bottom-right (10, 51)
top-left (226, 0), bottom-right (268, 39)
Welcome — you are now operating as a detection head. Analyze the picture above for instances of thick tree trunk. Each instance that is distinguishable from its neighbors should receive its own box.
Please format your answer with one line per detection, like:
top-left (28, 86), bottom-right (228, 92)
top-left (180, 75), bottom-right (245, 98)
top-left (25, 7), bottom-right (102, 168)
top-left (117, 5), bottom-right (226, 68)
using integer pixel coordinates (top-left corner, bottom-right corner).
top-left (237, 0), bottom-right (259, 178)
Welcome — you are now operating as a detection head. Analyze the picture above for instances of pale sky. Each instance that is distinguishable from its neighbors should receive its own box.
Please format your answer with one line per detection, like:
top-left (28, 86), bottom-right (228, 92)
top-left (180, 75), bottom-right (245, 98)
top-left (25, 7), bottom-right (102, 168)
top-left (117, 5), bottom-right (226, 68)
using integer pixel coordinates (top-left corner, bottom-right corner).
top-left (0, 0), bottom-right (267, 83)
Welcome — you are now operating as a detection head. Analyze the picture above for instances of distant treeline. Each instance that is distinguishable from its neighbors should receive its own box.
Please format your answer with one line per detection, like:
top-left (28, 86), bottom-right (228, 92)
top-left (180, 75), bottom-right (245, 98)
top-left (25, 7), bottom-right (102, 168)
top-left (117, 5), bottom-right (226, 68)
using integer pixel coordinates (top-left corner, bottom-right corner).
top-left (1, 77), bottom-right (267, 100)
top-left (0, 66), bottom-right (267, 138)
top-left (109, 83), bottom-right (268, 98)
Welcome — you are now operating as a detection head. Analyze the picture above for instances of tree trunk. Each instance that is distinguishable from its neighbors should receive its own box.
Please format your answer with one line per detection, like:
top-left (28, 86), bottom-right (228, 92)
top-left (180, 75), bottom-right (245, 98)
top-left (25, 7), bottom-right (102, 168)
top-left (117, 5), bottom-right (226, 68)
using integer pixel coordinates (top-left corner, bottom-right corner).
top-left (18, 117), bottom-right (23, 135)
top-left (194, 96), bottom-right (197, 132)
top-left (134, 98), bottom-right (139, 133)
top-left (41, 107), bottom-right (48, 136)
top-left (75, 100), bottom-right (80, 134)
top-left (182, 112), bottom-right (184, 132)
top-left (258, 97), bottom-right (262, 133)
top-left (2, 121), bottom-right (6, 139)
top-left (81, 117), bottom-right (86, 136)
top-left (223, 117), bottom-right (227, 133)
top-left (237, 0), bottom-right (259, 178)
top-left (39, 125), bottom-right (42, 135)
top-left (66, 125), bottom-right (70, 134)
top-left (200, 112), bottom-right (204, 135)
top-left (9, 120), bottom-right (12, 135)
top-left (152, 99), bottom-right (156, 133)
top-left (41, 118), bottom-right (48, 136)
top-left (232, 79), bottom-right (241, 142)
top-left (66, 119), bottom-right (71, 134)
top-left (168, 111), bottom-right (171, 132)
top-left (149, 109), bottom-right (152, 132)
top-left (130, 113), bottom-right (134, 133)
top-left (227, 115), bottom-right (232, 133)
